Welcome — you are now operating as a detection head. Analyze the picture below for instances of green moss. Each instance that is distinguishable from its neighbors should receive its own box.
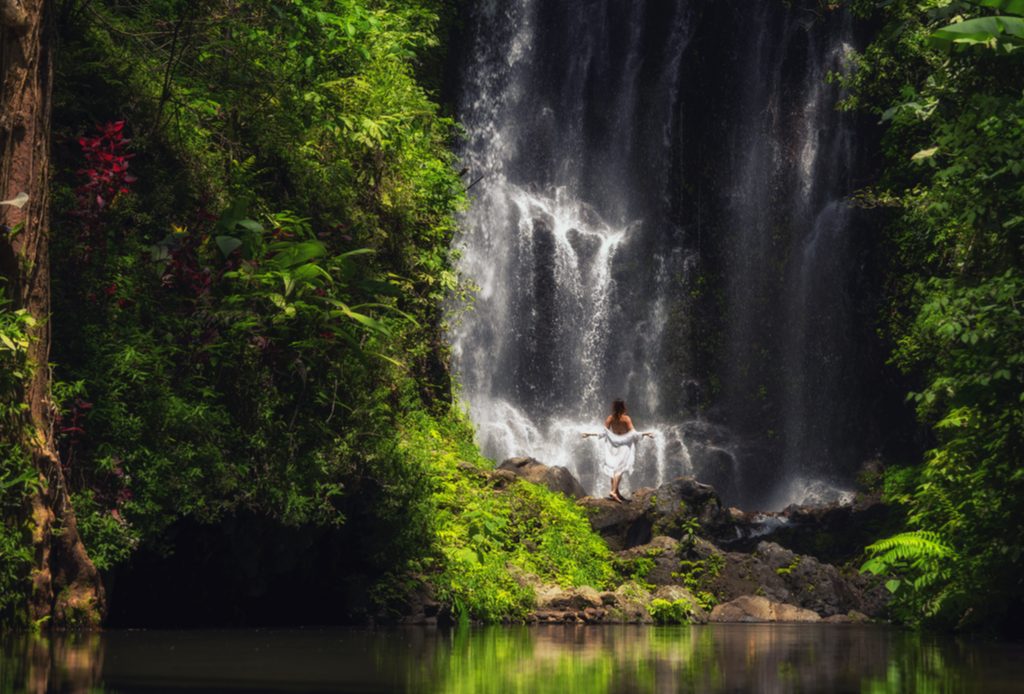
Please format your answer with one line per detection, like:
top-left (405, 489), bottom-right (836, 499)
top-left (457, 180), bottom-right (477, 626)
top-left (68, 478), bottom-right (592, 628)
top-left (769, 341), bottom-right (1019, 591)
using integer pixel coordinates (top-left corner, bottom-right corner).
top-left (775, 556), bottom-right (801, 577)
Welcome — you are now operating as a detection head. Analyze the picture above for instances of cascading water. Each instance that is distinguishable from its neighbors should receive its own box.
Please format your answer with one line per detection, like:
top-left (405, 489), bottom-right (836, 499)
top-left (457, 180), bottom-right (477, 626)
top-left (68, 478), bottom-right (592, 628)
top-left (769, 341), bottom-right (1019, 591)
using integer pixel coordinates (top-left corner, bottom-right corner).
top-left (451, 0), bottom-right (878, 509)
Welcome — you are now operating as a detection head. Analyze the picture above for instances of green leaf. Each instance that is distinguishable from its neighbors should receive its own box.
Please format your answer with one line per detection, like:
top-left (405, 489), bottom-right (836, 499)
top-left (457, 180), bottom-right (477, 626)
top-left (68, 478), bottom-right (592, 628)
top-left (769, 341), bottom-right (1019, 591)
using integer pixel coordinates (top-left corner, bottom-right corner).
top-left (236, 219), bottom-right (264, 234)
top-left (290, 263), bottom-right (333, 285)
top-left (341, 308), bottom-right (389, 335)
top-left (149, 244), bottom-right (170, 262)
top-left (338, 248), bottom-right (376, 259)
top-left (454, 547), bottom-right (479, 565)
top-left (930, 16), bottom-right (1024, 49)
top-left (973, 0), bottom-right (1024, 17)
top-left (268, 240), bottom-right (326, 269)
top-left (215, 235), bottom-right (243, 257)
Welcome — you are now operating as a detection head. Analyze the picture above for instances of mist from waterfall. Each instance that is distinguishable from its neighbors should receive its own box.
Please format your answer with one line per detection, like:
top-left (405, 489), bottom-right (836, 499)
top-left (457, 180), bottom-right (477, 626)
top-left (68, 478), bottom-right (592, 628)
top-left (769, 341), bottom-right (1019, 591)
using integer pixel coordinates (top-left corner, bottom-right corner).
top-left (451, 0), bottom-right (872, 509)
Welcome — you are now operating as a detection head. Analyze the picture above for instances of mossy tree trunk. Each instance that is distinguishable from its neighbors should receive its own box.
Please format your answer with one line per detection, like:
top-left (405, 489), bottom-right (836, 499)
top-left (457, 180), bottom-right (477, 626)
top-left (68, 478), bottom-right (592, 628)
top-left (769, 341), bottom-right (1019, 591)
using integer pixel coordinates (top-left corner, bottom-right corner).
top-left (1, 0), bottom-right (103, 627)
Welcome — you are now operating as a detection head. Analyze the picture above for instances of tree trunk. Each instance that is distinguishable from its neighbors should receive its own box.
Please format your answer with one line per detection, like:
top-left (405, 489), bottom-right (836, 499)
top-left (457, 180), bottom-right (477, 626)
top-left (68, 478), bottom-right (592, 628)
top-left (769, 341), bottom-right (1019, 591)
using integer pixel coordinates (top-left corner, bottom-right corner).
top-left (1, 0), bottom-right (104, 627)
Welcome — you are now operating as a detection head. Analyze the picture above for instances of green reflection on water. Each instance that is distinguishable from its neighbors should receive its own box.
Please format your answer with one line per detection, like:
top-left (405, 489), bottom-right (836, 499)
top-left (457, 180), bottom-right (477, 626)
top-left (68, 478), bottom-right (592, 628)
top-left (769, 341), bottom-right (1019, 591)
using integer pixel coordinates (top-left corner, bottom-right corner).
top-left (2, 624), bottom-right (1021, 693)
top-left (425, 625), bottom-right (719, 693)
top-left (423, 624), bottom-right (1023, 694)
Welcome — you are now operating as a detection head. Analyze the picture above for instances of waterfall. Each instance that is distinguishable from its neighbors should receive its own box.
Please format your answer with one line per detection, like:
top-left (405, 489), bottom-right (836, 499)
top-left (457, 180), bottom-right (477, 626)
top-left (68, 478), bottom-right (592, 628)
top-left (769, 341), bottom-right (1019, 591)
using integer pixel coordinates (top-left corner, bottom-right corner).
top-left (452, 0), bottom-right (874, 509)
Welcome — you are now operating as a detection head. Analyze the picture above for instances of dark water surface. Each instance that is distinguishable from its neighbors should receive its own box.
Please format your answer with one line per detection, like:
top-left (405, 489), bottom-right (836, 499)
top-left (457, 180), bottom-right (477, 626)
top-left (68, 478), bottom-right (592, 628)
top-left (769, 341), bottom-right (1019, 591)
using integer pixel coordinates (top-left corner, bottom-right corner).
top-left (3, 624), bottom-right (1022, 693)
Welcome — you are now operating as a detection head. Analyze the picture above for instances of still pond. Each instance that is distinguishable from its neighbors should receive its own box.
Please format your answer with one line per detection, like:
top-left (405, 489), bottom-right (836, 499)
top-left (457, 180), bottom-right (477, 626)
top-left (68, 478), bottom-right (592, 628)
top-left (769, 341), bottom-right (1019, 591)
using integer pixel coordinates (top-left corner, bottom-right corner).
top-left (3, 623), bottom-right (1023, 693)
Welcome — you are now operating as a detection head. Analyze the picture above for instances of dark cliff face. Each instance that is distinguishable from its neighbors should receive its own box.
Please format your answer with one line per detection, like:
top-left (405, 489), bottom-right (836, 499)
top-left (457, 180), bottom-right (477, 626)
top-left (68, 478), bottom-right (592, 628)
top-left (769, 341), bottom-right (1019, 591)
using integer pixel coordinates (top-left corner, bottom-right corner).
top-left (672, 1), bottom-right (893, 505)
top-left (451, 0), bottom-right (899, 509)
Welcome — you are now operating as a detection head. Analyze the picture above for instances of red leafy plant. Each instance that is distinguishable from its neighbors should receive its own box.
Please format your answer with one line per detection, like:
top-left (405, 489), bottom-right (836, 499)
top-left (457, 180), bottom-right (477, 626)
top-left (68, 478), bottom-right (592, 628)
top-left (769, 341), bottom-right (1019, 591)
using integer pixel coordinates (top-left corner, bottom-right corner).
top-left (73, 120), bottom-right (136, 255)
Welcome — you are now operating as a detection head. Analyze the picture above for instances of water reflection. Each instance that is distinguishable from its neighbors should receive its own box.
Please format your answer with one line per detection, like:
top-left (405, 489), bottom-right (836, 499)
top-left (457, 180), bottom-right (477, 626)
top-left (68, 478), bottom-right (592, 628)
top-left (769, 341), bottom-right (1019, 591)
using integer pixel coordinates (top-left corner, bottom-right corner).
top-left (2, 624), bottom-right (1022, 693)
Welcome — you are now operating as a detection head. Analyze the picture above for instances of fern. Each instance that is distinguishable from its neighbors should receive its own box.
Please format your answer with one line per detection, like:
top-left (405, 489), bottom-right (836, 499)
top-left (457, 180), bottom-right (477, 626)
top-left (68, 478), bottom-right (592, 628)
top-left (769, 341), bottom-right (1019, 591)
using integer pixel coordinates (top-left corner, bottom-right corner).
top-left (861, 531), bottom-right (958, 621)
top-left (863, 531), bottom-right (955, 569)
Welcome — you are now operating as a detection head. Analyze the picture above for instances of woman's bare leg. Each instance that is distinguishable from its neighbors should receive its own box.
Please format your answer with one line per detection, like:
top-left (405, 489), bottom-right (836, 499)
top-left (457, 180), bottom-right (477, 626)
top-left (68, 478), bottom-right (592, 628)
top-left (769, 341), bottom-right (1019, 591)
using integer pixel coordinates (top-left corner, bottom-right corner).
top-left (611, 474), bottom-right (623, 501)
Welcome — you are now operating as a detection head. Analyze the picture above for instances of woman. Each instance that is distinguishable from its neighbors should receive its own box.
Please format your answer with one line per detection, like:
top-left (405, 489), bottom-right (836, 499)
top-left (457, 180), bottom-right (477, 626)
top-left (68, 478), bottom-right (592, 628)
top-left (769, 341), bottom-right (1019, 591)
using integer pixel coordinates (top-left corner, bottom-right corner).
top-left (582, 399), bottom-right (652, 502)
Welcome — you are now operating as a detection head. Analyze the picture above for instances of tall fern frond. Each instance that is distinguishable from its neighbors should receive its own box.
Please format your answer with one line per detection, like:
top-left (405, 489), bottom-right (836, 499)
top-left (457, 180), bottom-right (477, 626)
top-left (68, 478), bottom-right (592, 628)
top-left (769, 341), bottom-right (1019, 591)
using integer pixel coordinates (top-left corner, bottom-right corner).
top-left (864, 530), bottom-right (954, 564)
top-left (861, 530), bottom-right (957, 583)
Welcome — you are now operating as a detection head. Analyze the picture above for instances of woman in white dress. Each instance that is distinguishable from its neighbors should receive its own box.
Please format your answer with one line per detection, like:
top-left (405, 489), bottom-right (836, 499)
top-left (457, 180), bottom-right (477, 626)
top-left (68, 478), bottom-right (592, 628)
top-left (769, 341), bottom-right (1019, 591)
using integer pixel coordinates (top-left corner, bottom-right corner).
top-left (582, 399), bottom-right (652, 502)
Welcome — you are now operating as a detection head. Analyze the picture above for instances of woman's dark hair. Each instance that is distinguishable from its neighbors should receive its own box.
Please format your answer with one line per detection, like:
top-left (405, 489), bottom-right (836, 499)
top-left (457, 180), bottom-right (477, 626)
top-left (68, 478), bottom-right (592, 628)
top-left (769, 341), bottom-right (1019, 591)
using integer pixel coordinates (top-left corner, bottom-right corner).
top-left (611, 399), bottom-right (627, 420)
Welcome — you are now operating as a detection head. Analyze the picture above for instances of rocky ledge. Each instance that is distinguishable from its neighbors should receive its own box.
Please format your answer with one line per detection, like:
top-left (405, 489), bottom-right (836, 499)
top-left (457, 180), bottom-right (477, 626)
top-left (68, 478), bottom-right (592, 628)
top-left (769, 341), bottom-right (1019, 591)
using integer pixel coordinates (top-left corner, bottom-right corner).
top-left (517, 459), bottom-right (891, 624)
top-left (497, 457), bottom-right (587, 499)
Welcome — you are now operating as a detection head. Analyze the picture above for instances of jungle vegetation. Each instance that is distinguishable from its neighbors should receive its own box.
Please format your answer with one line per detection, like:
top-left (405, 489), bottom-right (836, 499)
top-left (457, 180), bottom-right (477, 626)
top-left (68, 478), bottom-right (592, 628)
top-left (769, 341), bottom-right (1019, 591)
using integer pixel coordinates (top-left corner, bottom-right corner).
top-left (845, 0), bottom-right (1024, 632)
top-left (0, 0), bottom-right (1021, 634)
top-left (0, 0), bottom-right (611, 628)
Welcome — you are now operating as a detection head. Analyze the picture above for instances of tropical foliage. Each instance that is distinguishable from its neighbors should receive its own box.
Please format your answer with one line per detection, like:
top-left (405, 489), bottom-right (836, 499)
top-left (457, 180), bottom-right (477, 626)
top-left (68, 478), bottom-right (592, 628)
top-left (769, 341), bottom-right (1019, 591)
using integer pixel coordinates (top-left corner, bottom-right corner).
top-left (0, 296), bottom-right (37, 619)
top-left (0, 0), bottom-right (617, 625)
top-left (845, 0), bottom-right (1024, 630)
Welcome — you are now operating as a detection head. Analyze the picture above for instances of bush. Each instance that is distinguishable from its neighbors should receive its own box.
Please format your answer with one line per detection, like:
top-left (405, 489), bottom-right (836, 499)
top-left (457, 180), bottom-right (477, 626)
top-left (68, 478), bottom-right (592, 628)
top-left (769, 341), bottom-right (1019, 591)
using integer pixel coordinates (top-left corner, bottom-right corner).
top-left (397, 407), bottom-right (615, 622)
top-left (647, 598), bottom-right (694, 625)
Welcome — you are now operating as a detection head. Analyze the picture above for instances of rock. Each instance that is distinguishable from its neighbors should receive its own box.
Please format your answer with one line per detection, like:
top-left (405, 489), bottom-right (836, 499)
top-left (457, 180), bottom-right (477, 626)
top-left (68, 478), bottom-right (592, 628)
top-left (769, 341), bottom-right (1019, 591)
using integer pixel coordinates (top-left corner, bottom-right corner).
top-left (526, 579), bottom-right (680, 624)
top-left (706, 541), bottom-right (888, 618)
top-left (398, 582), bottom-right (452, 626)
top-left (609, 581), bottom-right (655, 624)
top-left (722, 495), bottom-right (905, 565)
top-left (499, 457), bottom-right (587, 499)
top-left (710, 595), bottom-right (821, 623)
top-left (577, 495), bottom-right (652, 551)
top-left (536, 585), bottom-right (603, 611)
top-left (823, 610), bottom-right (871, 624)
top-left (616, 536), bottom-right (681, 585)
top-left (652, 584), bottom-right (710, 624)
top-left (484, 468), bottom-right (519, 490)
top-left (645, 477), bottom-right (734, 541)
top-left (577, 476), bottom-right (736, 550)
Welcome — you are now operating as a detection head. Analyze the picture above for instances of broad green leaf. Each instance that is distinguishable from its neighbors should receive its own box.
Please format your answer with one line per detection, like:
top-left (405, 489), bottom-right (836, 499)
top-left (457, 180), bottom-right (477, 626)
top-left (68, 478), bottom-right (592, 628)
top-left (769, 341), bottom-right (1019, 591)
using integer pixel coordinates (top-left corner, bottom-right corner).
top-left (236, 219), bottom-right (264, 234)
top-left (930, 16), bottom-right (1024, 49)
top-left (268, 240), bottom-right (326, 268)
top-left (290, 263), bottom-right (333, 285)
top-left (215, 235), bottom-right (243, 257)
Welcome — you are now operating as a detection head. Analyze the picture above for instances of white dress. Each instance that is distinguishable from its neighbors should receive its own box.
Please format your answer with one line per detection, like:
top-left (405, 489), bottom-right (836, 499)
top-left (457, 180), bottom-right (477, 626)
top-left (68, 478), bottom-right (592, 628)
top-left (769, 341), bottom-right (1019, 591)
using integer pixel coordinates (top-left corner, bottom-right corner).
top-left (598, 428), bottom-right (644, 478)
